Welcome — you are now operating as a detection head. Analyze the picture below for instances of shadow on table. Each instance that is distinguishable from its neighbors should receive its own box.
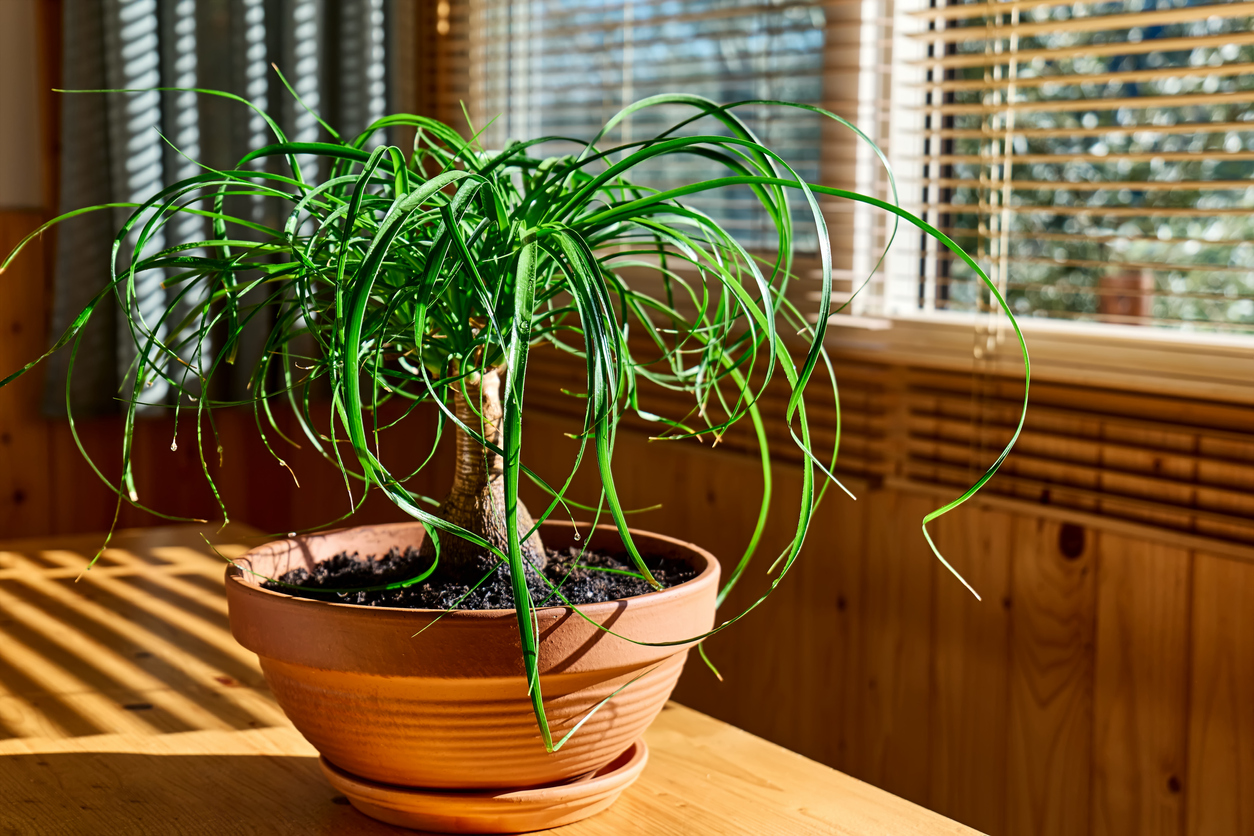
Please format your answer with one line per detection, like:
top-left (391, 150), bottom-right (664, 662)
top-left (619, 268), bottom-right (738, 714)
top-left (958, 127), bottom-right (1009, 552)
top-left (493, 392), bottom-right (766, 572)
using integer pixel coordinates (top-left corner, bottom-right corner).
top-left (0, 571), bottom-right (274, 741)
top-left (0, 751), bottom-right (444, 835)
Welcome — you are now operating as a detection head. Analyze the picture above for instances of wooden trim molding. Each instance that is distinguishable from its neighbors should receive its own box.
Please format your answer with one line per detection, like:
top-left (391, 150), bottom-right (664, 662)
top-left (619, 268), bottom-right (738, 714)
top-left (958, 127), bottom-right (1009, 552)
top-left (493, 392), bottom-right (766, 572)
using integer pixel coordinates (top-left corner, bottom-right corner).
top-left (825, 314), bottom-right (1254, 406)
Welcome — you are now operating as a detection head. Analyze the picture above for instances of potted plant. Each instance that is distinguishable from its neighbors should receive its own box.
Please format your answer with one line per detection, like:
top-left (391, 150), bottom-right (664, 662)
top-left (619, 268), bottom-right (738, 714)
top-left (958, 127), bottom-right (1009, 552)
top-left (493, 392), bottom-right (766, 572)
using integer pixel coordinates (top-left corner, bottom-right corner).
top-left (2, 85), bottom-right (1026, 833)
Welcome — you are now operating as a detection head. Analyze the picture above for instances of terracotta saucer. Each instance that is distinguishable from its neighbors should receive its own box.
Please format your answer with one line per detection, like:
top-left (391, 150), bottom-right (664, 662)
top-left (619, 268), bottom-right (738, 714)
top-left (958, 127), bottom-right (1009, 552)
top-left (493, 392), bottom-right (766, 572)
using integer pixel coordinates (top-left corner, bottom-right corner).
top-left (320, 739), bottom-right (649, 834)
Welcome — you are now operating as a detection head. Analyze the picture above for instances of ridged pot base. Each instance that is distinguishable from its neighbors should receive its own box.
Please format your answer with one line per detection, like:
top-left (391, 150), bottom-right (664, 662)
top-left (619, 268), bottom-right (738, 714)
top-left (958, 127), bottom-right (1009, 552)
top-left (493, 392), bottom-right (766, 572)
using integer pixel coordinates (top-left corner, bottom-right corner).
top-left (227, 521), bottom-right (717, 790)
top-left (320, 740), bottom-right (648, 833)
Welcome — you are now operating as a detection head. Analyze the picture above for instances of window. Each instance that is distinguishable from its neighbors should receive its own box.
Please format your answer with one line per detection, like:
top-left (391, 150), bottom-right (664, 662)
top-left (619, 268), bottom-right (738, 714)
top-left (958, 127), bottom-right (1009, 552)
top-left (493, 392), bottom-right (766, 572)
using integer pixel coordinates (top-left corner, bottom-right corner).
top-left (460, 1), bottom-right (1254, 328)
top-left (446, 0), bottom-right (1252, 397)
top-left (888, 0), bottom-right (1254, 332)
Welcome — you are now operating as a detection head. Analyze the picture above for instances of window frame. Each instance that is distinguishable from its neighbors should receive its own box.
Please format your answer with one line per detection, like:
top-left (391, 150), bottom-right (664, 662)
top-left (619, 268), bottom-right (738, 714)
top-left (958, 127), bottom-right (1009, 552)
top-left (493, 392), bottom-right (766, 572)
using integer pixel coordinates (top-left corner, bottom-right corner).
top-left (838, 0), bottom-right (1254, 402)
top-left (449, 0), bottom-right (1254, 403)
top-left (823, 309), bottom-right (1254, 403)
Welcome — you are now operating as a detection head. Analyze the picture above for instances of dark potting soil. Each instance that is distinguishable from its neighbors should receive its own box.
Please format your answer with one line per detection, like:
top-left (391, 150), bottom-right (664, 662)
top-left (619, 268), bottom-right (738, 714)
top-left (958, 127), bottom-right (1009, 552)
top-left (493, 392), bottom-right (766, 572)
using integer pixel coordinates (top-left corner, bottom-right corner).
top-left (262, 545), bottom-right (696, 610)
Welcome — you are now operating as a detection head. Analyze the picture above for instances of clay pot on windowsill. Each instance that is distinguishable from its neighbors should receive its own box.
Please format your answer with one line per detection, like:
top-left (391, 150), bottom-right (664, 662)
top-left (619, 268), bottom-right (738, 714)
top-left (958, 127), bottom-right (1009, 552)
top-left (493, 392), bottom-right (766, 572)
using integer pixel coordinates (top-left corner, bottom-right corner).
top-left (224, 520), bottom-right (719, 834)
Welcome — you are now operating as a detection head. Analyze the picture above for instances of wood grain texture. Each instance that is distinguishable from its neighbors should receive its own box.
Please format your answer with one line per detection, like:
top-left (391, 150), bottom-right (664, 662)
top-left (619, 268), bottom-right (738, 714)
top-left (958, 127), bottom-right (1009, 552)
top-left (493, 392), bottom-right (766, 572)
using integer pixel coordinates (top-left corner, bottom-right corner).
top-left (928, 505), bottom-right (1013, 834)
top-left (0, 525), bottom-right (978, 836)
top-left (0, 0), bottom-right (45, 208)
top-left (1005, 517), bottom-right (1097, 836)
top-left (1091, 534), bottom-right (1190, 836)
top-left (512, 409), bottom-right (867, 771)
top-left (0, 211), bottom-right (52, 539)
top-left (902, 366), bottom-right (1254, 551)
top-left (845, 490), bottom-right (936, 807)
top-left (1185, 553), bottom-right (1254, 836)
top-left (0, 706), bottom-right (982, 836)
top-left (671, 450), bottom-right (866, 772)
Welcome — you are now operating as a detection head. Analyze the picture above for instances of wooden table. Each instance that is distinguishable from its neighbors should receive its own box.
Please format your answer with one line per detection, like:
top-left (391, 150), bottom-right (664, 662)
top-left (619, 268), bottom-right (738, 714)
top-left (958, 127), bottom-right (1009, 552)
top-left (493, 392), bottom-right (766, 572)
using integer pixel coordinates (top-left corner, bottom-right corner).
top-left (0, 525), bottom-right (978, 835)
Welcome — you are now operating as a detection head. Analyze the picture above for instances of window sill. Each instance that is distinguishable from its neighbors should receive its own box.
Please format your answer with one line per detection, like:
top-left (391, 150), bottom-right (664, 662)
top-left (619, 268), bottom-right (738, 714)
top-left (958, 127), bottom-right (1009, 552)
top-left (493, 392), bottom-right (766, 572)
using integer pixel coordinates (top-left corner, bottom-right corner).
top-left (823, 312), bottom-right (1254, 404)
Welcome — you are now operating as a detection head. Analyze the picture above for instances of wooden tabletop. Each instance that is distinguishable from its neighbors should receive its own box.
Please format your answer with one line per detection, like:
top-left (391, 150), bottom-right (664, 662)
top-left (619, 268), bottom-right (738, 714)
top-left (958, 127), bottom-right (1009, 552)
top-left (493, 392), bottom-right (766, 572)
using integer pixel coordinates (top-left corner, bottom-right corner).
top-left (0, 525), bottom-right (978, 835)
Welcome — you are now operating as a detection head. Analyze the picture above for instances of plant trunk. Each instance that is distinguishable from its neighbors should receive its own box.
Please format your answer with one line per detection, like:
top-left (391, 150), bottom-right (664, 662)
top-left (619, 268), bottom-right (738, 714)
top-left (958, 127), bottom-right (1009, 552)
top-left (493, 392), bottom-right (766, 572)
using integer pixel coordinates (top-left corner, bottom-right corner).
top-left (419, 366), bottom-right (547, 576)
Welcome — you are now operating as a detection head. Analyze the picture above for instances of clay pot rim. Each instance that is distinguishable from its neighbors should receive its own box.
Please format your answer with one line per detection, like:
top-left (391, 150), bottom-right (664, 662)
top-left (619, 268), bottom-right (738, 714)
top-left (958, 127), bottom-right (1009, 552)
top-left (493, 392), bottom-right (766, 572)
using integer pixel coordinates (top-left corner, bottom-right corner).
top-left (226, 519), bottom-right (718, 620)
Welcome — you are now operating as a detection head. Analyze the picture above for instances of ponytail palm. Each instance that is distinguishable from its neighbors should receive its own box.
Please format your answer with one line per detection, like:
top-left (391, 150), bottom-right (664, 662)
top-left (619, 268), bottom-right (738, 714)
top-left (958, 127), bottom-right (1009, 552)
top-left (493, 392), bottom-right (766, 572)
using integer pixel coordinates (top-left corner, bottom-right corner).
top-left (1, 89), bottom-right (1028, 748)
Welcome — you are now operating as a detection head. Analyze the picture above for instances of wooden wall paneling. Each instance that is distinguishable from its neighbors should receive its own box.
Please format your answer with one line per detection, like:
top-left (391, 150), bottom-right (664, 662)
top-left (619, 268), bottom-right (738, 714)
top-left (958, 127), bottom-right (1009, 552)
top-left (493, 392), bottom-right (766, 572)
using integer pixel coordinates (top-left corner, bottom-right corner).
top-left (0, 0), bottom-right (46, 208)
top-left (1005, 516), bottom-right (1097, 836)
top-left (845, 489), bottom-right (937, 807)
top-left (192, 398), bottom-right (451, 537)
top-left (680, 462), bottom-right (866, 771)
top-left (1197, 436), bottom-right (1254, 495)
top-left (518, 407), bottom-right (765, 563)
top-left (1185, 553), bottom-right (1254, 836)
top-left (48, 417), bottom-right (156, 535)
top-left (927, 503), bottom-right (1013, 835)
top-left (1091, 534), bottom-right (1190, 836)
top-left (46, 405), bottom-right (328, 539)
top-left (188, 406), bottom-right (307, 537)
top-left (265, 403), bottom-right (382, 534)
top-left (47, 417), bottom-right (139, 535)
top-left (0, 212), bottom-right (53, 539)
top-left (960, 375), bottom-right (1214, 435)
top-left (201, 407), bottom-right (270, 533)
top-left (131, 415), bottom-right (231, 528)
top-left (516, 409), bottom-right (866, 772)
top-left (799, 477), bottom-right (866, 774)
top-left (901, 366), bottom-right (1254, 552)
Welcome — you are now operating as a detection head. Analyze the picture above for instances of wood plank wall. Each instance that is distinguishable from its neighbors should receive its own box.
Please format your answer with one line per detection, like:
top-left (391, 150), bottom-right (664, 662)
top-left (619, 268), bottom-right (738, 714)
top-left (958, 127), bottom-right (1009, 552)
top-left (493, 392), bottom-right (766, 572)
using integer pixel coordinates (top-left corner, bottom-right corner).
top-left (511, 408), bottom-right (1253, 836)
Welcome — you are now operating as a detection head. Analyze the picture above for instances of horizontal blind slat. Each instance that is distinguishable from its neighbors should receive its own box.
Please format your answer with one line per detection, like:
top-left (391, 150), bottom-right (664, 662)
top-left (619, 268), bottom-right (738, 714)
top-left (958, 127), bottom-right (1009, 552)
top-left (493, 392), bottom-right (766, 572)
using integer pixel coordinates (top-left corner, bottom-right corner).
top-left (909, 0), bottom-right (1179, 22)
top-left (924, 179), bottom-right (1254, 192)
top-left (918, 203), bottom-right (1254, 217)
top-left (926, 252), bottom-right (1254, 278)
top-left (921, 150), bottom-right (1254, 163)
top-left (909, 3), bottom-right (1253, 42)
top-left (924, 121), bottom-right (1254, 140)
top-left (933, 229), bottom-right (1254, 246)
top-left (918, 61), bottom-right (1254, 92)
top-left (919, 90), bottom-right (1254, 116)
top-left (910, 32), bottom-right (1254, 68)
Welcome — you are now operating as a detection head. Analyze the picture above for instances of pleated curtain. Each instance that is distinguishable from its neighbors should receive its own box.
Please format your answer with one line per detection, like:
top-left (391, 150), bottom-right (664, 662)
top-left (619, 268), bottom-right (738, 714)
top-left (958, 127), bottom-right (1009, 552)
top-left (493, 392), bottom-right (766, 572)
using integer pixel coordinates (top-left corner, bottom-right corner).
top-left (47, 0), bottom-right (390, 414)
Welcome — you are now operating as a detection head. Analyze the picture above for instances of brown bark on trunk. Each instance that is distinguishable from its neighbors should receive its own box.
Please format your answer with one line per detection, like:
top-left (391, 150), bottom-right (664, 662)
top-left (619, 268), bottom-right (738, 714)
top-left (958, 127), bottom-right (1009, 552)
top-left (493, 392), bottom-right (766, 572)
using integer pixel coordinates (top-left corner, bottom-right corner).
top-left (419, 366), bottom-right (547, 575)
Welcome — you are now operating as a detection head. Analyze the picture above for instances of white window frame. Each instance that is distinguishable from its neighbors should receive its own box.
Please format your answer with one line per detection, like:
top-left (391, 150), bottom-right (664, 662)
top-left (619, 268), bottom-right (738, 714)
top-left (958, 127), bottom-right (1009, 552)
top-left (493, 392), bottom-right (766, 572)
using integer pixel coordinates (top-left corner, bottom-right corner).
top-left (829, 0), bottom-right (1254, 404)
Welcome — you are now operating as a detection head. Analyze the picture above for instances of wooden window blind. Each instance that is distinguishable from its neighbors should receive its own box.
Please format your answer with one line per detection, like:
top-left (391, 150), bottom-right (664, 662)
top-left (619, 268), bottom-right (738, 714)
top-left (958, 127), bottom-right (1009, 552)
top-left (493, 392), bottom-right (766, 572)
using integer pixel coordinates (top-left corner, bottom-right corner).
top-left (895, 0), bottom-right (1254, 331)
top-left (441, 0), bottom-right (1254, 336)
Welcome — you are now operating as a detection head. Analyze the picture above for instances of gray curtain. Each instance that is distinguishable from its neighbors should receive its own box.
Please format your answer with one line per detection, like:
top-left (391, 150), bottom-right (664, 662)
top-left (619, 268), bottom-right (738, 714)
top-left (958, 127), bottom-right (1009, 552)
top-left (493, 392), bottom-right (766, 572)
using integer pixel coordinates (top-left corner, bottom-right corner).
top-left (47, 0), bottom-right (392, 415)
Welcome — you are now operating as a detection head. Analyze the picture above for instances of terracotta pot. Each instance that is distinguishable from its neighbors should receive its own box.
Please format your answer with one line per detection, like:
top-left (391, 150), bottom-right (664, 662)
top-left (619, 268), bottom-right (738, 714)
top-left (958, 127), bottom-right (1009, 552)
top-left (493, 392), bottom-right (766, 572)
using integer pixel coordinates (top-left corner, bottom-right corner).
top-left (225, 520), bottom-right (718, 802)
